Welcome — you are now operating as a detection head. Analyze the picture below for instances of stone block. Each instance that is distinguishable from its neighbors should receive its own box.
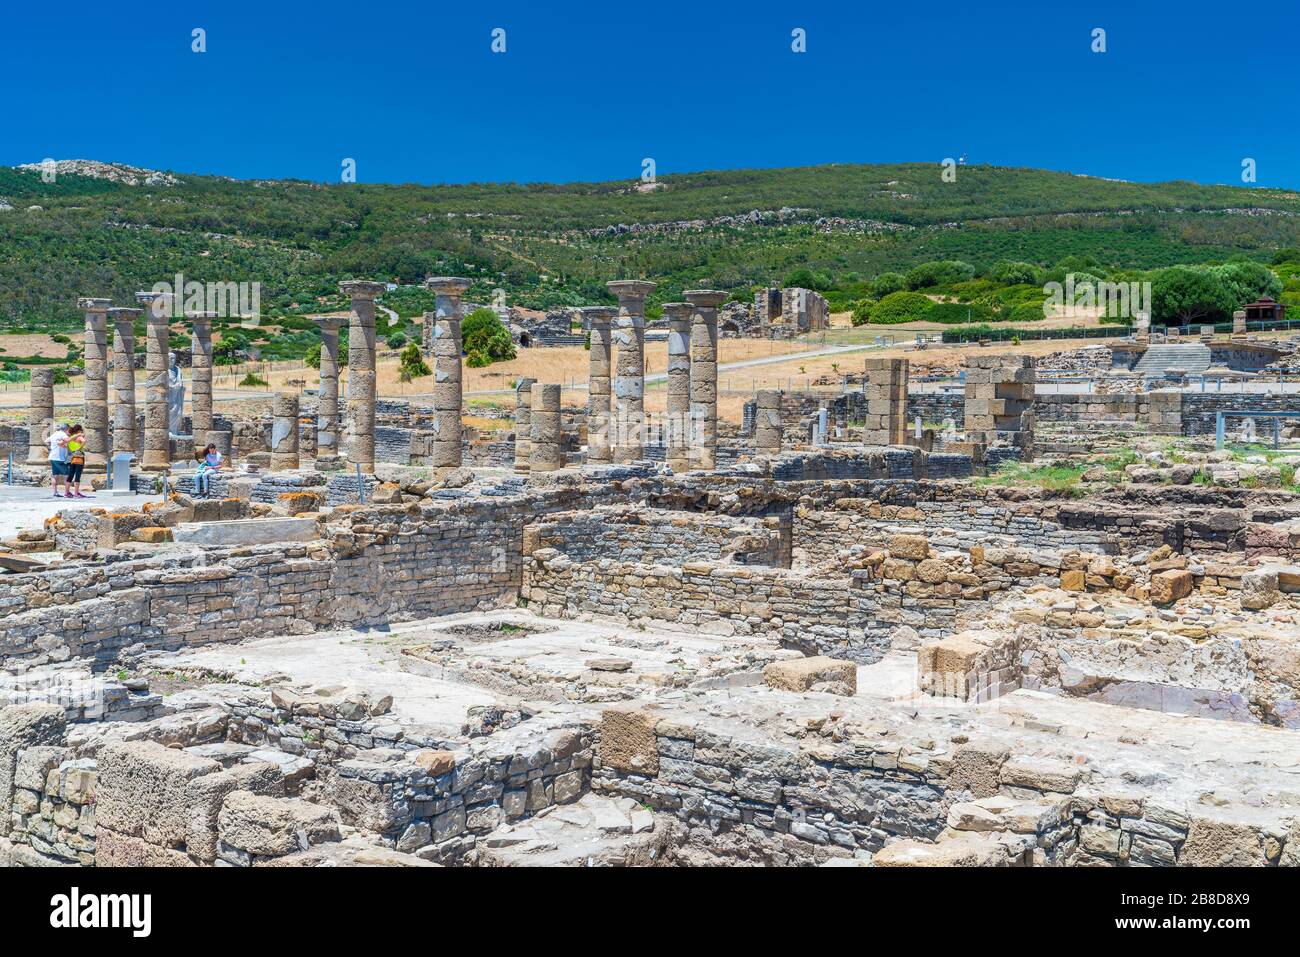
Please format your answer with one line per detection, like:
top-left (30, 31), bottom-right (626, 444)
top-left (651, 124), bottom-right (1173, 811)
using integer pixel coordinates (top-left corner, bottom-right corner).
top-left (887, 533), bottom-right (930, 561)
top-left (217, 791), bottom-right (341, 858)
top-left (762, 656), bottom-right (857, 695)
top-left (97, 741), bottom-right (220, 848)
top-left (599, 707), bottom-right (660, 776)
top-left (1150, 569), bottom-right (1193, 606)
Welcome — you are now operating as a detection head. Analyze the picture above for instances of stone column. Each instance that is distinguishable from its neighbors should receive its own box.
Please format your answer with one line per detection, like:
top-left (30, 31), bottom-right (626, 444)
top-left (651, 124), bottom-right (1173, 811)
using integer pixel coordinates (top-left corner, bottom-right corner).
top-left (136, 292), bottom-right (173, 471)
top-left (755, 389), bottom-right (784, 454)
top-left (514, 377), bottom-right (537, 472)
top-left (190, 311), bottom-right (216, 444)
top-left (271, 392), bottom-right (300, 470)
top-left (109, 307), bottom-right (141, 460)
top-left (209, 430), bottom-right (233, 461)
top-left (529, 383), bottom-right (562, 472)
top-left (312, 316), bottom-right (343, 467)
top-left (1232, 310), bottom-right (1247, 338)
top-left (607, 280), bottom-right (655, 463)
top-left (340, 280), bottom-right (385, 473)
top-left (862, 357), bottom-right (909, 446)
top-left (423, 277), bottom-right (470, 468)
top-left (964, 355), bottom-right (1036, 462)
top-left (685, 290), bottom-right (725, 471)
top-left (582, 307), bottom-right (615, 465)
top-left (26, 368), bottom-right (54, 466)
top-left (78, 297), bottom-right (112, 472)
top-left (663, 303), bottom-right (692, 472)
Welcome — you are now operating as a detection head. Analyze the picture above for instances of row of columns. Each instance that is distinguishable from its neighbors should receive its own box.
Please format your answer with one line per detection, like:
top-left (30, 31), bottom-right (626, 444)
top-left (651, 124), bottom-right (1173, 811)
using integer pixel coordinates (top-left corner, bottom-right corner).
top-left (55, 296), bottom-right (218, 473)
top-left (578, 284), bottom-right (722, 472)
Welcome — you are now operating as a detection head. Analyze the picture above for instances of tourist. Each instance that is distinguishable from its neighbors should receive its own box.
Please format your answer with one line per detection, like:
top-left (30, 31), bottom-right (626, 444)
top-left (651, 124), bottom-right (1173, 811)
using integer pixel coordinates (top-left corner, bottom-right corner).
top-left (194, 442), bottom-right (223, 498)
top-left (65, 424), bottom-right (90, 498)
top-left (46, 422), bottom-right (70, 498)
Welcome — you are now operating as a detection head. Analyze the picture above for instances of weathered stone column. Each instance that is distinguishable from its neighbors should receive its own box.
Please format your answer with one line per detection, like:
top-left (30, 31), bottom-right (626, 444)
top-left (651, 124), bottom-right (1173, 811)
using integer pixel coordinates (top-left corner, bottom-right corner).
top-left (109, 307), bottom-right (141, 460)
top-left (582, 307), bottom-right (615, 464)
top-left (664, 303), bottom-right (692, 472)
top-left (190, 311), bottom-right (216, 443)
top-left (271, 392), bottom-right (300, 470)
top-left (862, 357), bottom-right (909, 446)
top-left (423, 277), bottom-right (470, 468)
top-left (136, 292), bottom-right (173, 471)
top-left (26, 368), bottom-right (55, 466)
top-left (755, 389), bottom-right (784, 454)
top-left (607, 280), bottom-right (655, 463)
top-left (312, 316), bottom-right (343, 467)
top-left (513, 377), bottom-right (537, 472)
top-left (530, 383), bottom-right (563, 472)
top-left (340, 280), bottom-right (384, 474)
top-left (78, 297), bottom-right (112, 472)
top-left (209, 430), bottom-right (233, 461)
top-left (685, 290), bottom-right (725, 471)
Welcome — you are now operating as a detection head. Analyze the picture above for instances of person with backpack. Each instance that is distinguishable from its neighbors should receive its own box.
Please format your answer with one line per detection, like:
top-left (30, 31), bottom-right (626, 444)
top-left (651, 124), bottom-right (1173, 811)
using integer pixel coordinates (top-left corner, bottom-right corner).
top-left (65, 424), bottom-right (90, 498)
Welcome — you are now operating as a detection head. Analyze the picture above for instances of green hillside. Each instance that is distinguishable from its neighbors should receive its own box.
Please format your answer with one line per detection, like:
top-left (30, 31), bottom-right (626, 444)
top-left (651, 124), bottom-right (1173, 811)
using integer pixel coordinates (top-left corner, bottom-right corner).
top-left (3, 161), bottom-right (1300, 349)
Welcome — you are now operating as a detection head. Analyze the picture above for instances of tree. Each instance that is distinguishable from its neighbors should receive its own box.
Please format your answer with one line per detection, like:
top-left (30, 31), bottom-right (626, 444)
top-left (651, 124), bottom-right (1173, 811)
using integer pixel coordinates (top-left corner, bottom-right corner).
top-left (1150, 266), bottom-right (1234, 323)
top-left (905, 260), bottom-right (975, 290)
top-left (462, 307), bottom-right (516, 366)
top-left (1211, 261), bottom-right (1282, 309)
top-left (397, 342), bottom-right (430, 382)
top-left (867, 272), bottom-right (907, 299)
top-left (988, 260), bottom-right (1041, 285)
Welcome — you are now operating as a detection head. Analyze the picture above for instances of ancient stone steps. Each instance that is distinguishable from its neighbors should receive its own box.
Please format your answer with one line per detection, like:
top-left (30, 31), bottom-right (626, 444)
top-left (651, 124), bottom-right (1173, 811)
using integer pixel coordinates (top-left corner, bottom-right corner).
top-left (1133, 344), bottom-right (1212, 378)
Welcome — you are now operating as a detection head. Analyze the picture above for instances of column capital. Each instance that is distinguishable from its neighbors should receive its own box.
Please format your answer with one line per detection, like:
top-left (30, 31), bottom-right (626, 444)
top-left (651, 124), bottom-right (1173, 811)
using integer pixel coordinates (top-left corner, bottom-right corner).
top-left (77, 297), bottom-right (112, 313)
top-left (422, 277), bottom-right (472, 296)
top-left (684, 289), bottom-right (728, 308)
top-left (135, 291), bottom-right (175, 319)
top-left (310, 315), bottom-right (344, 331)
top-left (607, 280), bottom-right (656, 301)
top-left (340, 279), bottom-right (386, 299)
top-left (663, 302), bottom-right (692, 321)
top-left (107, 307), bottom-right (141, 322)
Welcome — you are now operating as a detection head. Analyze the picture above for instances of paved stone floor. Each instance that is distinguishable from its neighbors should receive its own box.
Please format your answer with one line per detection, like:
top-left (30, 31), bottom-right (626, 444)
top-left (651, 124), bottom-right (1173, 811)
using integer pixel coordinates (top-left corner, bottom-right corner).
top-left (0, 484), bottom-right (160, 539)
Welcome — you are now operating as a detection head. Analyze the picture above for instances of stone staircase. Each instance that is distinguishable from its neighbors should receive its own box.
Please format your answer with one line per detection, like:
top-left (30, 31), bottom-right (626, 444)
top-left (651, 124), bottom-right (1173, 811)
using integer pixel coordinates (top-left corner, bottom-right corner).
top-left (1133, 343), bottom-right (1212, 378)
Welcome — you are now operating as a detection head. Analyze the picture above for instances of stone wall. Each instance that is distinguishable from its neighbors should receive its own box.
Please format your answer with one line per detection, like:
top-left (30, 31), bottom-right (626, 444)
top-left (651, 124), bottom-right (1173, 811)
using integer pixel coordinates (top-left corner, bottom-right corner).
top-left (526, 506), bottom-right (786, 568)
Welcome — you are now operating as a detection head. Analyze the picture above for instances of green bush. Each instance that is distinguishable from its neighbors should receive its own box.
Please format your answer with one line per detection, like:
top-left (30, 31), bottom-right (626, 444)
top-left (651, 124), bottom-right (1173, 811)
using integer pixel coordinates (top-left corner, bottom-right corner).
top-left (397, 342), bottom-right (430, 382)
top-left (905, 260), bottom-right (975, 290)
top-left (386, 332), bottom-right (407, 349)
top-left (1007, 302), bottom-right (1048, 323)
top-left (926, 302), bottom-right (996, 324)
top-left (462, 307), bottom-right (516, 365)
top-left (866, 291), bottom-right (933, 325)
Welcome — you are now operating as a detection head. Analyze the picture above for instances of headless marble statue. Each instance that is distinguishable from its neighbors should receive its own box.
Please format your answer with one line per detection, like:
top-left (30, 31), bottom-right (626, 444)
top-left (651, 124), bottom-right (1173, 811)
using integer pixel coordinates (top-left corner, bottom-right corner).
top-left (167, 352), bottom-right (186, 438)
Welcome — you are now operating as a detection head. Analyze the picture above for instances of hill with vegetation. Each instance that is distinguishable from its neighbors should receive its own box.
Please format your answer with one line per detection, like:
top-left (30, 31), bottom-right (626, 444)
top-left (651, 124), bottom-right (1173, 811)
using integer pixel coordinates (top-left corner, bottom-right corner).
top-left (3, 160), bottom-right (1300, 362)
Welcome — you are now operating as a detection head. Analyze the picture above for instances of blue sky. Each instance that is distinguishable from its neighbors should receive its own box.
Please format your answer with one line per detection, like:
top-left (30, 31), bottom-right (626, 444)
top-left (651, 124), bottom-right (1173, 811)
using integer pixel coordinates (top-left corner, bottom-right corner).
top-left (5, 0), bottom-right (1297, 188)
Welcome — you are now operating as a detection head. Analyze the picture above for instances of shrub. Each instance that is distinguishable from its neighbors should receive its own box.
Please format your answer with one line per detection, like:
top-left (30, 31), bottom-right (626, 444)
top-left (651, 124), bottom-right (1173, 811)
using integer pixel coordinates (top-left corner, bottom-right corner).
top-left (1007, 302), bottom-right (1049, 323)
top-left (866, 291), bottom-right (933, 325)
top-left (397, 342), bottom-right (430, 382)
top-left (462, 307), bottom-right (516, 365)
top-left (238, 373), bottom-right (267, 387)
top-left (386, 332), bottom-right (407, 349)
top-left (905, 260), bottom-right (975, 290)
top-left (926, 302), bottom-right (996, 324)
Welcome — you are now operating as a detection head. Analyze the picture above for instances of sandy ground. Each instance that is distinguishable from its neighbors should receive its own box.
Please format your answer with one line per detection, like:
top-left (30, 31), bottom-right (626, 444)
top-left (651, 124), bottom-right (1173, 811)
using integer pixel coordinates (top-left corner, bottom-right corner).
top-left (0, 333), bottom-right (71, 360)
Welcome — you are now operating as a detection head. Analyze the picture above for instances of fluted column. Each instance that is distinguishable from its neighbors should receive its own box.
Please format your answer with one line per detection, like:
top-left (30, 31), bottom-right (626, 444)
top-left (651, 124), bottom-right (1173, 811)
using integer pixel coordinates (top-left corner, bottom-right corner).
top-left (78, 297), bottom-right (112, 472)
top-left (109, 307), bottom-right (141, 460)
top-left (582, 306), bottom-right (615, 464)
top-left (529, 383), bottom-right (562, 472)
top-left (271, 392), bottom-right (300, 470)
top-left (312, 316), bottom-right (343, 467)
top-left (513, 377), bottom-right (536, 472)
top-left (190, 311), bottom-right (216, 443)
top-left (664, 303), bottom-right (692, 472)
top-left (136, 291), bottom-right (173, 471)
top-left (607, 280), bottom-right (655, 464)
top-left (26, 368), bottom-right (54, 466)
top-left (340, 280), bottom-right (384, 473)
top-left (685, 290), bottom-right (725, 471)
top-left (423, 277), bottom-right (469, 468)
